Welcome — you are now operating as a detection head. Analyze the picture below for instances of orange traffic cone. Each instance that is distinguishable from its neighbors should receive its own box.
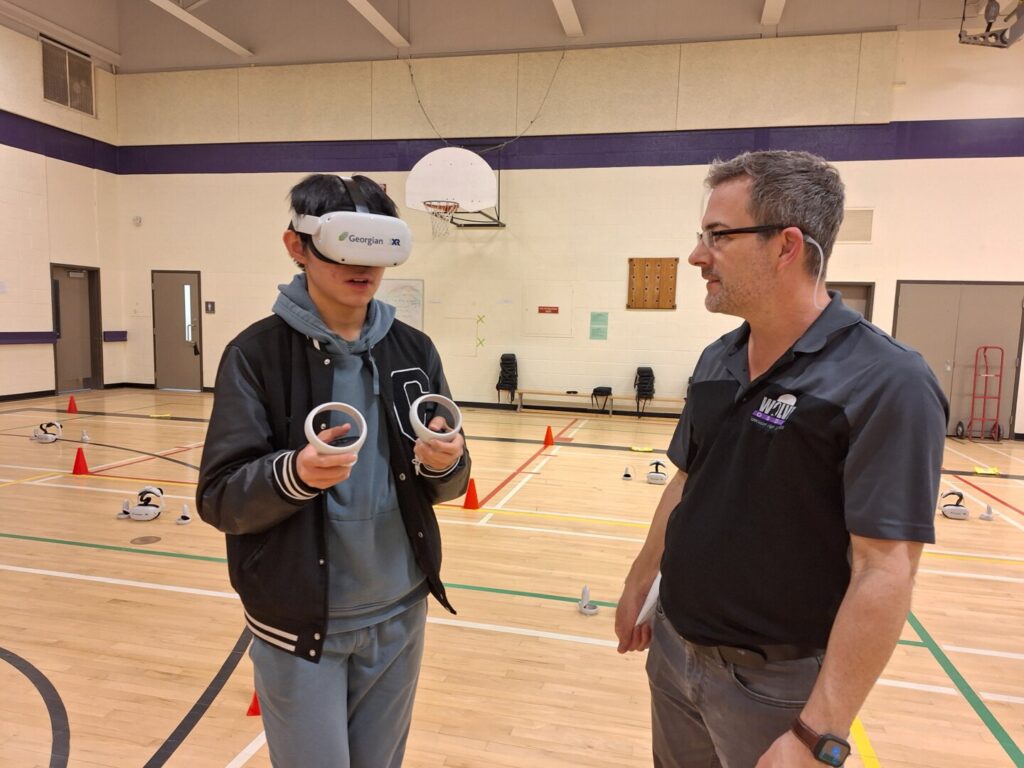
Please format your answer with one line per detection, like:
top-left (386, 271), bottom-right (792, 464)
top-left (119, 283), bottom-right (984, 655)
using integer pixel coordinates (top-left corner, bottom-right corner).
top-left (67, 395), bottom-right (78, 414)
top-left (72, 447), bottom-right (90, 475)
top-left (543, 426), bottom-right (555, 446)
top-left (463, 478), bottom-right (480, 510)
top-left (247, 691), bottom-right (261, 716)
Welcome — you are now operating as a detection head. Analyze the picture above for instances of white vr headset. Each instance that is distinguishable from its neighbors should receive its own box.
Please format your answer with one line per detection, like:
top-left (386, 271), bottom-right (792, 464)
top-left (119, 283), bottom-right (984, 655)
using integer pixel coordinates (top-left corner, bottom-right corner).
top-left (290, 177), bottom-right (412, 268)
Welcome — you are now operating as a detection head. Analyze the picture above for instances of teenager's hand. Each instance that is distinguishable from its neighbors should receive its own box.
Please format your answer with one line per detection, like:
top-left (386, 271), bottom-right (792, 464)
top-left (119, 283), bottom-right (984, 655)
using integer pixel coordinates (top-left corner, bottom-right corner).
top-left (413, 416), bottom-right (465, 472)
top-left (296, 425), bottom-right (359, 489)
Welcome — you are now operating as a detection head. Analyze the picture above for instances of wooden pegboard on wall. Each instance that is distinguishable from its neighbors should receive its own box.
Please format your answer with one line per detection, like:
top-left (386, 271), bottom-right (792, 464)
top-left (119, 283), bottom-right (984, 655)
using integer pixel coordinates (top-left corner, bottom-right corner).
top-left (627, 258), bottom-right (678, 309)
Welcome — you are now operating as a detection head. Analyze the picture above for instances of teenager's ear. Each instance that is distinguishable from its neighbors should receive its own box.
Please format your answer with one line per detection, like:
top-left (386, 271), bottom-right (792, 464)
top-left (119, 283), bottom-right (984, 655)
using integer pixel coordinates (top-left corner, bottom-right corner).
top-left (283, 230), bottom-right (308, 266)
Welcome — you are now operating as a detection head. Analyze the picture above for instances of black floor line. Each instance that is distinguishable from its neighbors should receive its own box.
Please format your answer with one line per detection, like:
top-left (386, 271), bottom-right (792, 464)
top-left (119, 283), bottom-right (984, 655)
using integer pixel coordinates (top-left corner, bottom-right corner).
top-left (0, 645), bottom-right (70, 768)
top-left (143, 628), bottom-right (252, 767)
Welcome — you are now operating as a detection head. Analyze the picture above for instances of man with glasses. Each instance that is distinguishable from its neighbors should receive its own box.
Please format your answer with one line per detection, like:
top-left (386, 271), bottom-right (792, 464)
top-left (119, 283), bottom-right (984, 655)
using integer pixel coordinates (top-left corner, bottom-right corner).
top-left (615, 150), bottom-right (947, 767)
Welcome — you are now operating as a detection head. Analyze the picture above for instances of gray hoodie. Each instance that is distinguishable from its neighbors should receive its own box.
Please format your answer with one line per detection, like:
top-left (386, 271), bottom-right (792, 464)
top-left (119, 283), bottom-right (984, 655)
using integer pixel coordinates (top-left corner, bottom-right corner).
top-left (273, 275), bottom-right (426, 631)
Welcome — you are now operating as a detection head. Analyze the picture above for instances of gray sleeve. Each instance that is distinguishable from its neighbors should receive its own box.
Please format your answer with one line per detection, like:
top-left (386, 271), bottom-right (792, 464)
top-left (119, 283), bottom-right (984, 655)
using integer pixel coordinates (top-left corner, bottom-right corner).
top-left (666, 404), bottom-right (692, 472)
top-left (842, 354), bottom-right (948, 542)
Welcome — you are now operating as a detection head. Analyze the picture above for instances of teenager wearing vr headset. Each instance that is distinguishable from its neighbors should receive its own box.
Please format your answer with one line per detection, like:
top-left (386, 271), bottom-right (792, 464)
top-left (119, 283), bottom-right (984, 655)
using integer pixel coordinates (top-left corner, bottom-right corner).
top-left (198, 174), bottom-right (469, 767)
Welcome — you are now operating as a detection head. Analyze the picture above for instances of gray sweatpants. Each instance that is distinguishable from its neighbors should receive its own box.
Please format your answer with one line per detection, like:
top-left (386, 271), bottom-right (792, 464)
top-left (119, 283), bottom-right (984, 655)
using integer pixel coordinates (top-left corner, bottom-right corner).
top-left (646, 603), bottom-right (823, 768)
top-left (250, 599), bottom-right (427, 768)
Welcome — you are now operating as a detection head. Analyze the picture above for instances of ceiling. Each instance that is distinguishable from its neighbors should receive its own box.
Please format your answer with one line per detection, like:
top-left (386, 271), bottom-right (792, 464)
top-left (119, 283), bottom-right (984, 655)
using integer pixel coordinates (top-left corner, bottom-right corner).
top-left (0, 0), bottom-right (1001, 74)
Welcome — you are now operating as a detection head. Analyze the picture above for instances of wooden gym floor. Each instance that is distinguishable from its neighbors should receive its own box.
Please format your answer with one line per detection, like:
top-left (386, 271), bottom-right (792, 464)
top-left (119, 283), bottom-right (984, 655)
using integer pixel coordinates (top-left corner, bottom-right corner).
top-left (0, 389), bottom-right (1022, 767)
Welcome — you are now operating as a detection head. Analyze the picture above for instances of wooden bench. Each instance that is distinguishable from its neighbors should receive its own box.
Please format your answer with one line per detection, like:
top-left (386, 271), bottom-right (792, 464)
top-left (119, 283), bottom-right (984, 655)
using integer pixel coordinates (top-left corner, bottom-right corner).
top-left (515, 389), bottom-right (614, 415)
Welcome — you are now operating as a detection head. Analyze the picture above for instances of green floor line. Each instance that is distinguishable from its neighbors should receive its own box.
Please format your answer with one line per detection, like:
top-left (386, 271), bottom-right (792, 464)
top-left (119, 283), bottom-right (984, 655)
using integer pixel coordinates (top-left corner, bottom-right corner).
top-left (896, 639), bottom-right (927, 648)
top-left (0, 532), bottom-right (227, 563)
top-left (906, 612), bottom-right (1023, 765)
top-left (0, 532), bottom-right (618, 605)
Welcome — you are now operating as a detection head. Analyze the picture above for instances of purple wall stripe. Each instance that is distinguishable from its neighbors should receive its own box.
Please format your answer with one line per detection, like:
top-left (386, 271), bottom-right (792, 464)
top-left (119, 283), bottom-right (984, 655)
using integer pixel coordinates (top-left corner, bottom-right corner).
top-left (0, 331), bottom-right (57, 345)
top-left (2, 108), bottom-right (1023, 175)
top-left (102, 331), bottom-right (127, 342)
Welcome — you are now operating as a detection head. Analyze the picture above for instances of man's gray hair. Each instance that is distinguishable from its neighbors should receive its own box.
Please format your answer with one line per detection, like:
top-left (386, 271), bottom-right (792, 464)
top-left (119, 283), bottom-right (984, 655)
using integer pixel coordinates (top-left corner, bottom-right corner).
top-left (706, 150), bottom-right (845, 275)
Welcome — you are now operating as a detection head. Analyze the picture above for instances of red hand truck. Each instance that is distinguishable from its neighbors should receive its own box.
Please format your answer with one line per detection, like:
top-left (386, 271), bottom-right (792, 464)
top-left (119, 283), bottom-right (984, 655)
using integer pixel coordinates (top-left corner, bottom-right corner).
top-left (962, 346), bottom-right (1004, 441)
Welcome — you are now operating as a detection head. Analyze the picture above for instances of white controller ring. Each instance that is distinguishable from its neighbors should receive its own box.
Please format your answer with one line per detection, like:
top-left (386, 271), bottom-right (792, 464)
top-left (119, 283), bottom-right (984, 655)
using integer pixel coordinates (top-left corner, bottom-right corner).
top-left (304, 402), bottom-right (368, 455)
top-left (409, 394), bottom-right (462, 443)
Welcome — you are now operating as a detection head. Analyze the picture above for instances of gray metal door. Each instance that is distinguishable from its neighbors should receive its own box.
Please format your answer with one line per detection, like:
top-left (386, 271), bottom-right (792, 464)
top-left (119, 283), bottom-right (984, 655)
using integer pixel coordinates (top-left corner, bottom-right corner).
top-left (51, 266), bottom-right (96, 392)
top-left (894, 282), bottom-right (1022, 437)
top-left (152, 271), bottom-right (202, 391)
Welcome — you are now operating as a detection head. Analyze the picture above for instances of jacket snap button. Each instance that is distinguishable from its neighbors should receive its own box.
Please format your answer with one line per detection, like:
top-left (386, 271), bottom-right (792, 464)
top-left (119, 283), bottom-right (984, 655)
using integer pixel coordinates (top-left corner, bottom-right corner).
top-left (309, 650), bottom-right (317, 657)
top-left (417, 531), bottom-right (424, 538)
top-left (398, 473), bottom-right (406, 481)
top-left (323, 358), bottom-right (330, 365)
top-left (314, 633), bottom-right (321, 641)
top-left (319, 559), bottom-right (325, 565)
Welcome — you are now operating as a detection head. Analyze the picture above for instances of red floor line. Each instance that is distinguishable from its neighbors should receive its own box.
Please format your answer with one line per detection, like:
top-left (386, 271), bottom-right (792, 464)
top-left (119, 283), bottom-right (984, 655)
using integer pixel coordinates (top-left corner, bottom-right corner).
top-left (477, 418), bottom-right (578, 507)
top-left (954, 474), bottom-right (1024, 519)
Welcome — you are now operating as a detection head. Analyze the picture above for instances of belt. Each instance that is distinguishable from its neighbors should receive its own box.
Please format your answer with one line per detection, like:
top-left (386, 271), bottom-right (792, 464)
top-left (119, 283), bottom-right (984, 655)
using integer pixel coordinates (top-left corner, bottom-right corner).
top-left (704, 643), bottom-right (824, 669)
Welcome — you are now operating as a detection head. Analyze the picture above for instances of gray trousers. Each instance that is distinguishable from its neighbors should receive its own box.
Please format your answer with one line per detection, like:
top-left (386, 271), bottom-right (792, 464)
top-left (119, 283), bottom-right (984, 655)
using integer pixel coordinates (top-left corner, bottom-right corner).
top-left (250, 599), bottom-right (427, 768)
top-left (646, 604), bottom-right (823, 768)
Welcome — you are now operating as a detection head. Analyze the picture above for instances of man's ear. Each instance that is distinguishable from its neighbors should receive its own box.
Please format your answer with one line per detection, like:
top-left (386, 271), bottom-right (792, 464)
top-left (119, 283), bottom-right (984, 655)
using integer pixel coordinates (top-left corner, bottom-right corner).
top-left (775, 226), bottom-right (805, 271)
top-left (283, 230), bottom-right (308, 266)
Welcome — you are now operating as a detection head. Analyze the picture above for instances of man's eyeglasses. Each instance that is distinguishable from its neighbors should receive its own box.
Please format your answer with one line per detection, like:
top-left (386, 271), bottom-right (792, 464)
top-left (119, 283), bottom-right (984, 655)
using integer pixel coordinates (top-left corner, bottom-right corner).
top-left (696, 224), bottom-right (789, 249)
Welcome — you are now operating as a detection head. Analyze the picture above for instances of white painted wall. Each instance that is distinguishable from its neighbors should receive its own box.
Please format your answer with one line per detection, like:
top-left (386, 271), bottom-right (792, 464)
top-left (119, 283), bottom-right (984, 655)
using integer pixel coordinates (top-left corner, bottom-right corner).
top-left (1, 27), bottom-right (1022, 430)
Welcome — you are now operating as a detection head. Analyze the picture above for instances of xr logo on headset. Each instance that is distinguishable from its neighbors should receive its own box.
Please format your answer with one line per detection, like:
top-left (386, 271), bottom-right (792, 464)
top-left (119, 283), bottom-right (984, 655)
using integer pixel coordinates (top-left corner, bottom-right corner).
top-left (390, 238), bottom-right (401, 246)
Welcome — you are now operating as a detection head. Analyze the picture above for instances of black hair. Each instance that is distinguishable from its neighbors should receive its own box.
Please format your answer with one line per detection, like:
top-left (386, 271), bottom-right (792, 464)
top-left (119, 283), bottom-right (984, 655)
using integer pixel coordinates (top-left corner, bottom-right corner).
top-left (287, 174), bottom-right (399, 267)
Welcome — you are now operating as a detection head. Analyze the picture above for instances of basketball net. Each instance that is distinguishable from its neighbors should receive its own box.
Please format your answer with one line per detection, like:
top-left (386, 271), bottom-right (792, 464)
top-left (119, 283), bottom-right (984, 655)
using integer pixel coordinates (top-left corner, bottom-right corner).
top-left (423, 200), bottom-right (459, 238)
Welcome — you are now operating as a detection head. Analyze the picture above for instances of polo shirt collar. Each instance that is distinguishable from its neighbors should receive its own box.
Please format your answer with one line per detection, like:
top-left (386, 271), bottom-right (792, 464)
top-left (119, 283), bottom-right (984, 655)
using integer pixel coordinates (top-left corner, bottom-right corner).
top-left (719, 292), bottom-right (862, 380)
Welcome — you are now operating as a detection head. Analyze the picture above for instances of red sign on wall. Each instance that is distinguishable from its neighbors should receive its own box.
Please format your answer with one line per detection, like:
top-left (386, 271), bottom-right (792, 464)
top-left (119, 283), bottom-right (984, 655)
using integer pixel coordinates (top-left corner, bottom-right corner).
top-left (537, 306), bottom-right (559, 314)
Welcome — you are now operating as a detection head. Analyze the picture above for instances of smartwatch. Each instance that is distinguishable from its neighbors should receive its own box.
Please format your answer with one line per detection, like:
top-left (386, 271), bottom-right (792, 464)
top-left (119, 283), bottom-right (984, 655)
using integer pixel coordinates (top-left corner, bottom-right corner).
top-left (790, 717), bottom-right (851, 766)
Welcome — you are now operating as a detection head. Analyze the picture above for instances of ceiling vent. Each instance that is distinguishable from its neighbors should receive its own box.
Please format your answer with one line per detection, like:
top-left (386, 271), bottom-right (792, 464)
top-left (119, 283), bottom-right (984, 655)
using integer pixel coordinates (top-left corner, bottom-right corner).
top-left (41, 36), bottom-right (94, 117)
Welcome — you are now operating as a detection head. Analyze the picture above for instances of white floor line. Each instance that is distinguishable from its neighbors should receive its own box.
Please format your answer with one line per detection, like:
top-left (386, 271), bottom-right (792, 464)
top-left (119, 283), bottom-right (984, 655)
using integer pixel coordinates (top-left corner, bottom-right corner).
top-left (225, 731), bottom-right (267, 768)
top-left (439, 517), bottom-right (644, 543)
top-left (492, 448), bottom-right (559, 509)
top-left (943, 645), bottom-right (1024, 661)
top-left (875, 678), bottom-right (1024, 706)
top-left (918, 568), bottom-right (1024, 584)
top-left (0, 463), bottom-right (67, 472)
top-left (6, 561), bottom-right (1024, 710)
top-left (926, 548), bottom-right (1024, 563)
top-left (27, 479), bottom-right (195, 501)
top-left (0, 564), bottom-right (239, 598)
top-left (477, 512), bottom-right (494, 525)
top-left (427, 615), bottom-right (616, 647)
top-left (940, 479), bottom-right (1024, 534)
top-left (971, 441), bottom-right (1024, 465)
top-left (475, 504), bottom-right (647, 525)
top-left (945, 444), bottom-right (994, 467)
top-left (565, 419), bottom-right (588, 439)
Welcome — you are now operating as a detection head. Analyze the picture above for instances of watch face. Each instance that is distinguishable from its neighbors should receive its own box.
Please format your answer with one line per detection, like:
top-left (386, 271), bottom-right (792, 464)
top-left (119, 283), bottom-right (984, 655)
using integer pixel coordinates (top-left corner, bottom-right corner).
top-left (816, 738), bottom-right (851, 766)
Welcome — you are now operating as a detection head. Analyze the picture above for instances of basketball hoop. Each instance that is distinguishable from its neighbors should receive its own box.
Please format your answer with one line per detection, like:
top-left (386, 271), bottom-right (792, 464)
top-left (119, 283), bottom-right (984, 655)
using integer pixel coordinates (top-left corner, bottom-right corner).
top-left (423, 200), bottom-right (459, 238)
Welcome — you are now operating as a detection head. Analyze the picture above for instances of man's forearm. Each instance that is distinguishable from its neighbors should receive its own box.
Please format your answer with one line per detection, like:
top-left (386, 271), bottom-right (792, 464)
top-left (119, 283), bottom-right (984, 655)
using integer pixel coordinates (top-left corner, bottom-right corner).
top-left (800, 559), bottom-right (917, 735)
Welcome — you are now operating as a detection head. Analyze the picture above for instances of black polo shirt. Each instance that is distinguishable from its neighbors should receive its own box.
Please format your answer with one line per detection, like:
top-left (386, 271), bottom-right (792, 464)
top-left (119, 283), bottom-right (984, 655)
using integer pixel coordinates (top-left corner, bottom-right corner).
top-left (662, 294), bottom-right (947, 649)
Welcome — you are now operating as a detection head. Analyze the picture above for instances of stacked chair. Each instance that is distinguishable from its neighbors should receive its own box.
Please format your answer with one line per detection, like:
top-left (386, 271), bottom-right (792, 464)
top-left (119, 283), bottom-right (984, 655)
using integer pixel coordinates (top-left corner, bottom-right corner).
top-left (634, 366), bottom-right (655, 417)
top-left (496, 353), bottom-right (518, 403)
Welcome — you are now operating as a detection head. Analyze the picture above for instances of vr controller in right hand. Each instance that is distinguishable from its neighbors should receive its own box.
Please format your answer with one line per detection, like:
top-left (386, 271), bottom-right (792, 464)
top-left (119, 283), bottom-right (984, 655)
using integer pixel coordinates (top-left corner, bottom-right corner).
top-left (296, 424), bottom-right (359, 489)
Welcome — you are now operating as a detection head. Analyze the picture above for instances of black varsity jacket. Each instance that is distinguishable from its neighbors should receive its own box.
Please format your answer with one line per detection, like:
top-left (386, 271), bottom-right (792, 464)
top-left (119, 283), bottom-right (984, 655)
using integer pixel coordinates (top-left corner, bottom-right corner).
top-left (196, 314), bottom-right (470, 662)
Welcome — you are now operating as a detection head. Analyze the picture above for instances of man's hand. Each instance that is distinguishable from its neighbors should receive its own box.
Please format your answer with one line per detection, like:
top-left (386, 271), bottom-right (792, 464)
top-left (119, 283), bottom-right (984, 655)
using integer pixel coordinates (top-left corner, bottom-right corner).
top-left (756, 728), bottom-right (820, 767)
top-left (413, 416), bottom-right (465, 472)
top-left (296, 425), bottom-right (359, 489)
top-left (615, 578), bottom-right (654, 653)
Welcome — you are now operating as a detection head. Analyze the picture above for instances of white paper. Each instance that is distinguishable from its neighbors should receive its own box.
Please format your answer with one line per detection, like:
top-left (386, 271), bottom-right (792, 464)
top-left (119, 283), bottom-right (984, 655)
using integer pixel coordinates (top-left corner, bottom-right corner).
top-left (635, 572), bottom-right (661, 626)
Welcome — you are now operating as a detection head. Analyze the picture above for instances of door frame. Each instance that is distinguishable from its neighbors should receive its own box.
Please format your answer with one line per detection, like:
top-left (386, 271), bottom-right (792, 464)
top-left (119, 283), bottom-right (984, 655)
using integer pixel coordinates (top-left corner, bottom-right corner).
top-left (151, 269), bottom-right (203, 391)
top-left (826, 281), bottom-right (874, 321)
top-left (894, 280), bottom-right (1024, 439)
top-left (50, 263), bottom-right (104, 392)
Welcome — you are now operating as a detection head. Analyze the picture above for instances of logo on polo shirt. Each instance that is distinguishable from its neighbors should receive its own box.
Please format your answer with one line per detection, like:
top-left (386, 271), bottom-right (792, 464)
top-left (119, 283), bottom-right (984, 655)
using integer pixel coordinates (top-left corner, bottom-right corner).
top-left (751, 393), bottom-right (797, 430)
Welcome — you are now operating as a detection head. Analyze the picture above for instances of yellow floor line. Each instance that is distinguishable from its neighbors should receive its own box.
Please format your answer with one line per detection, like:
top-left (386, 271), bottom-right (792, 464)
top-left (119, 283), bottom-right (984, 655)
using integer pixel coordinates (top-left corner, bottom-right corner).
top-left (851, 718), bottom-right (881, 767)
top-left (0, 472), bottom-right (60, 489)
